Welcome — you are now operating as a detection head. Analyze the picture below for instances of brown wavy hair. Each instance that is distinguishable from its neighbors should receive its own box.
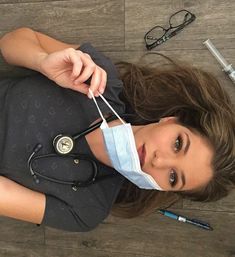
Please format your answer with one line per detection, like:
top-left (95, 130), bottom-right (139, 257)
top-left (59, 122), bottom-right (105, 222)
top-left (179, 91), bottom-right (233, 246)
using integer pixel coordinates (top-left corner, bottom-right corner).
top-left (111, 54), bottom-right (235, 218)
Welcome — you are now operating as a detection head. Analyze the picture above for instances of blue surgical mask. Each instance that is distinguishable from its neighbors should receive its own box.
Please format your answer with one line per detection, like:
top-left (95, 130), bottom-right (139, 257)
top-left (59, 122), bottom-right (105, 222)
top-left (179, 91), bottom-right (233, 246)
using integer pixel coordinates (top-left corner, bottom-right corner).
top-left (89, 89), bottom-right (163, 190)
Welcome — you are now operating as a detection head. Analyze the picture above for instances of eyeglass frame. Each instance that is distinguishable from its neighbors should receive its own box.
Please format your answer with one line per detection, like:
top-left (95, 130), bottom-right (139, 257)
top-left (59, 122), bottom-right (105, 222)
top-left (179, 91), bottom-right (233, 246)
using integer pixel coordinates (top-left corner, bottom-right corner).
top-left (144, 9), bottom-right (196, 50)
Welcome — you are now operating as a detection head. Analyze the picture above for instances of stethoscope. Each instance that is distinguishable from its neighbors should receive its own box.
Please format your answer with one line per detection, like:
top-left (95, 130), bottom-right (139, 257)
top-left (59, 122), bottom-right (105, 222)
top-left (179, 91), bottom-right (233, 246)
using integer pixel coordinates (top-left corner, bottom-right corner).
top-left (27, 114), bottom-right (132, 191)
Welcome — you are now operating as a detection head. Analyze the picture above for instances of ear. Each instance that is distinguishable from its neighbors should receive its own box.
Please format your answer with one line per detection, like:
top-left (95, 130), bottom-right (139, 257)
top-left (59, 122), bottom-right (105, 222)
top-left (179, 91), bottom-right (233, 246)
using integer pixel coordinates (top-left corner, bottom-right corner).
top-left (159, 116), bottom-right (178, 124)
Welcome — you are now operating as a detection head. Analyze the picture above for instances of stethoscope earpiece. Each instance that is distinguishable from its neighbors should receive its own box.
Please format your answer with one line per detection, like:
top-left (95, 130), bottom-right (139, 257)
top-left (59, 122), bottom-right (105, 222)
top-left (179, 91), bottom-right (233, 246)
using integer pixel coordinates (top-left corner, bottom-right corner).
top-left (33, 143), bottom-right (43, 153)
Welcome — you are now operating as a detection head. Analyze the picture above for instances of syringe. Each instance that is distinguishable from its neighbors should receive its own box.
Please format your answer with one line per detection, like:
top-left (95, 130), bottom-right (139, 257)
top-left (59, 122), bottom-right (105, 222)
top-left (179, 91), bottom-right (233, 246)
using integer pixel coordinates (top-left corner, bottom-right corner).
top-left (203, 39), bottom-right (235, 84)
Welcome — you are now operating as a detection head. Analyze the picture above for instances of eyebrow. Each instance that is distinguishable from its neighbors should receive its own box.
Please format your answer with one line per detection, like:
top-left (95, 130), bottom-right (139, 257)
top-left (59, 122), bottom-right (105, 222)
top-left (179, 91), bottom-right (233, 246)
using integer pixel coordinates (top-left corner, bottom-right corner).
top-left (184, 133), bottom-right (190, 155)
top-left (178, 134), bottom-right (190, 190)
top-left (178, 172), bottom-right (186, 190)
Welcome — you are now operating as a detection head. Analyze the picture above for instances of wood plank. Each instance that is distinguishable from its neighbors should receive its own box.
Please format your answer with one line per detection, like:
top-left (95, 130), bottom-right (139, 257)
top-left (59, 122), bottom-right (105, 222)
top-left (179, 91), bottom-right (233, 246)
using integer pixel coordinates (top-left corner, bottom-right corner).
top-left (45, 210), bottom-right (235, 257)
top-left (0, 241), bottom-right (153, 257)
top-left (1, 0), bottom-right (65, 3)
top-left (0, 217), bottom-right (44, 244)
top-left (0, 0), bottom-right (124, 50)
top-left (0, 242), bottom-right (44, 257)
top-left (125, 0), bottom-right (235, 51)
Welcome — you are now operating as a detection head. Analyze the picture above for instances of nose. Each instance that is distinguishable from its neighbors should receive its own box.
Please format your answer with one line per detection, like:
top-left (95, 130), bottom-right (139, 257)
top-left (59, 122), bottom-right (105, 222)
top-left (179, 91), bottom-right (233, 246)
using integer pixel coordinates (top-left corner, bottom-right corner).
top-left (152, 150), bottom-right (175, 169)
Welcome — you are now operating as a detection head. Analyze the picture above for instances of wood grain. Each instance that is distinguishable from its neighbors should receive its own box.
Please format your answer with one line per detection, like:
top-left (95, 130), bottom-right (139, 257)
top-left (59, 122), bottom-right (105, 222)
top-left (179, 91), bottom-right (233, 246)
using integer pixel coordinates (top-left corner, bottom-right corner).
top-left (44, 210), bottom-right (235, 257)
top-left (0, 0), bottom-right (124, 50)
top-left (125, 0), bottom-right (235, 50)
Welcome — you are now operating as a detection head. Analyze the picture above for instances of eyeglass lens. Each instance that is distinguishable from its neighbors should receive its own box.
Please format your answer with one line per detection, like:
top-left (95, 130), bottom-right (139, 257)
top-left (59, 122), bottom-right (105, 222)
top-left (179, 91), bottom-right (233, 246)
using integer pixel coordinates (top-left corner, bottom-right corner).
top-left (145, 27), bottom-right (165, 43)
top-left (170, 10), bottom-right (192, 27)
top-left (145, 10), bottom-right (193, 47)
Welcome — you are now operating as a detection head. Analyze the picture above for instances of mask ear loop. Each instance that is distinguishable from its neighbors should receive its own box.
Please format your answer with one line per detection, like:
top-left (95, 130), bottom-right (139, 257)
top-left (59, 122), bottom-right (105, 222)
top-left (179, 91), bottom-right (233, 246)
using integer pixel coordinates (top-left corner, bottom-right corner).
top-left (88, 89), bottom-right (125, 124)
top-left (89, 89), bottom-right (107, 124)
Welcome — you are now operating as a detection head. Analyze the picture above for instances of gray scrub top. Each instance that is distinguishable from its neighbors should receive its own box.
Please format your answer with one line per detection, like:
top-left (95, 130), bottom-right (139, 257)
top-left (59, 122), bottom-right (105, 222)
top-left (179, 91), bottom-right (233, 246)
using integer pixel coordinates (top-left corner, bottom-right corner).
top-left (0, 43), bottom-right (126, 232)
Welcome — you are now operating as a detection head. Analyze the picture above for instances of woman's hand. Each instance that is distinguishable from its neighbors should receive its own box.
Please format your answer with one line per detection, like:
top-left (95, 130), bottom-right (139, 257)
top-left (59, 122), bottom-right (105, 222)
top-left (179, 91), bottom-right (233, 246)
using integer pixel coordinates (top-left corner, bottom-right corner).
top-left (39, 48), bottom-right (107, 98)
top-left (1, 28), bottom-right (106, 98)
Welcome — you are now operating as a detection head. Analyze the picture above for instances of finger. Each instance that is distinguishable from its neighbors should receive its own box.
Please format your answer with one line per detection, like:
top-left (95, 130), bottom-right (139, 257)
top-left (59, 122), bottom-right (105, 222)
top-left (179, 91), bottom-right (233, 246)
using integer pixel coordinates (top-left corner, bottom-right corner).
top-left (71, 59), bottom-right (83, 79)
top-left (70, 82), bottom-right (89, 95)
top-left (89, 66), bottom-right (102, 97)
top-left (98, 68), bottom-right (107, 95)
top-left (74, 53), bottom-right (96, 83)
top-left (74, 64), bottom-right (96, 85)
top-left (84, 53), bottom-right (92, 60)
top-left (92, 67), bottom-right (107, 97)
top-left (66, 48), bottom-right (83, 79)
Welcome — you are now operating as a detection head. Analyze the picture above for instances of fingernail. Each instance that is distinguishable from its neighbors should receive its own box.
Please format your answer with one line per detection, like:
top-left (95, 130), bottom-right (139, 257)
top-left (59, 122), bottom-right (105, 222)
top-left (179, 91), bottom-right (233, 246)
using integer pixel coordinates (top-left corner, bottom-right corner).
top-left (88, 90), bottom-right (94, 99)
top-left (99, 88), bottom-right (104, 94)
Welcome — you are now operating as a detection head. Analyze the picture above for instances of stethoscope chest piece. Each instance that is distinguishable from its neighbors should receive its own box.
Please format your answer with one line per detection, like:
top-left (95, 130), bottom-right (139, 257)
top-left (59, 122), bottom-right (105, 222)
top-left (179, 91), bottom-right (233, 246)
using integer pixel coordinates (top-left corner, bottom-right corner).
top-left (53, 134), bottom-right (74, 155)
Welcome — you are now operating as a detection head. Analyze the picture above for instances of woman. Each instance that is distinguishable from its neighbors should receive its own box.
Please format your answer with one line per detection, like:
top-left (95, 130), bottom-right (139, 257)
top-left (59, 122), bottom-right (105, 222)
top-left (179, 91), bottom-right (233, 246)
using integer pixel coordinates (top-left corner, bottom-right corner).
top-left (0, 28), bottom-right (234, 231)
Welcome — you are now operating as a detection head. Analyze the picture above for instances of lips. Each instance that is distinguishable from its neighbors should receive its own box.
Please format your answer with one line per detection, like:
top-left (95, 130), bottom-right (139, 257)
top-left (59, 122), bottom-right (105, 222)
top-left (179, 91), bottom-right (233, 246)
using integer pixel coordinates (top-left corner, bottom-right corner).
top-left (138, 144), bottom-right (146, 168)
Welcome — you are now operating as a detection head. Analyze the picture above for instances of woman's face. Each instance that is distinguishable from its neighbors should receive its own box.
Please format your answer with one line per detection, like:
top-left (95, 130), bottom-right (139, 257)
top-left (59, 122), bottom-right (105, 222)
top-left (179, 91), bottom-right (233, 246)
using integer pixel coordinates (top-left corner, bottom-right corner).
top-left (133, 117), bottom-right (214, 191)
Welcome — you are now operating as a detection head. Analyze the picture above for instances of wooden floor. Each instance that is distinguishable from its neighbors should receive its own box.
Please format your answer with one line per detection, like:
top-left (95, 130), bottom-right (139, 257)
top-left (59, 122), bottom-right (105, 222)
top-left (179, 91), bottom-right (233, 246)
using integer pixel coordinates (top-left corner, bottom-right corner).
top-left (0, 1), bottom-right (235, 256)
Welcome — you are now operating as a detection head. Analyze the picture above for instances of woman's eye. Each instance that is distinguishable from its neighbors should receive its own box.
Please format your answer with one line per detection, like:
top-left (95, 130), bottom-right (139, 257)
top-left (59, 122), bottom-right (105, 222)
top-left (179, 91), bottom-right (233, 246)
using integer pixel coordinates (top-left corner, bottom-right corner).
top-left (169, 170), bottom-right (178, 187)
top-left (174, 136), bottom-right (183, 152)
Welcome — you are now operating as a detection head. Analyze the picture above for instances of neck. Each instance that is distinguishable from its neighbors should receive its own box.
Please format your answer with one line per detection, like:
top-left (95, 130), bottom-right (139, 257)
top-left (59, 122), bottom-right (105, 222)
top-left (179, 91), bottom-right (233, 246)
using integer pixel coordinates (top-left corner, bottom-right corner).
top-left (85, 119), bottom-right (120, 167)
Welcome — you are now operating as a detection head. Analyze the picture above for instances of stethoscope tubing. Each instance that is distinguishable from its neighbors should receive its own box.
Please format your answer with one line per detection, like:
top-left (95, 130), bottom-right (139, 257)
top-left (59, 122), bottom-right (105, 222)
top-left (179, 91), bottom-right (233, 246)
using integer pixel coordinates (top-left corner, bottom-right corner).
top-left (28, 151), bottom-right (99, 190)
top-left (27, 113), bottom-right (133, 190)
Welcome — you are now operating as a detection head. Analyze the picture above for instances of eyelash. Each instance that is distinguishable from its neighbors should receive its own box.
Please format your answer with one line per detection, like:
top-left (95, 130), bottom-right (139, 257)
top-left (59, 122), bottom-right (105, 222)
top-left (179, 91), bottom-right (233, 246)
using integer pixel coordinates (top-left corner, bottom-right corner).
top-left (174, 135), bottom-right (183, 153)
top-left (169, 169), bottom-right (178, 187)
top-left (169, 135), bottom-right (183, 187)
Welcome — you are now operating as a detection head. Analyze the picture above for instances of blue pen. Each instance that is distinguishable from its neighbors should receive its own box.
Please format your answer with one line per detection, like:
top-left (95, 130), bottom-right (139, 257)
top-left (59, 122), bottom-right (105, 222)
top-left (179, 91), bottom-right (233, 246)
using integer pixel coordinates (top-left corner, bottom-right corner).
top-left (158, 209), bottom-right (213, 231)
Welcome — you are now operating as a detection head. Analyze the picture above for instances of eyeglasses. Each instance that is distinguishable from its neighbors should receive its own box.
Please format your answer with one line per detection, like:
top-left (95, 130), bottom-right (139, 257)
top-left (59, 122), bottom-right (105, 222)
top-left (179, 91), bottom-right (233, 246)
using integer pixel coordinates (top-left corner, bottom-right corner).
top-left (144, 9), bottom-right (196, 50)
